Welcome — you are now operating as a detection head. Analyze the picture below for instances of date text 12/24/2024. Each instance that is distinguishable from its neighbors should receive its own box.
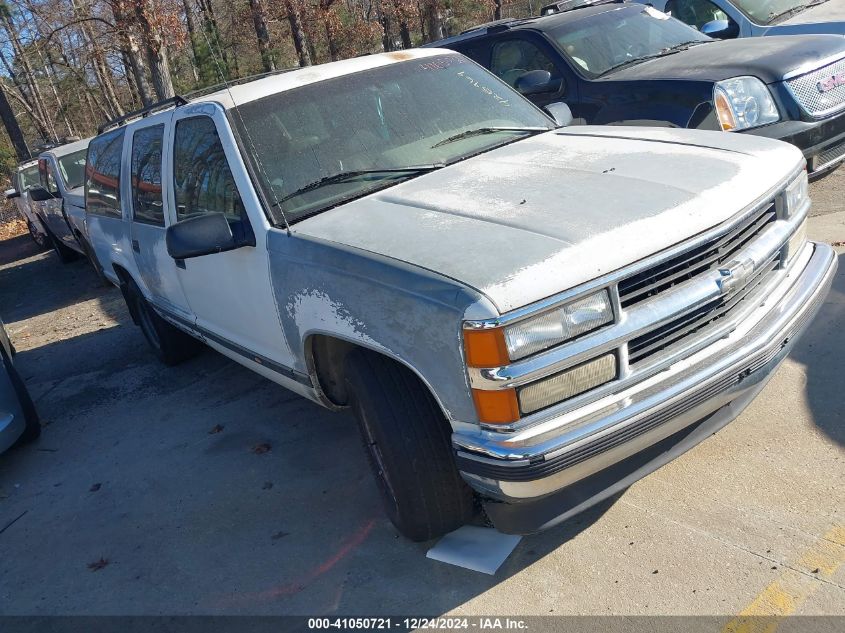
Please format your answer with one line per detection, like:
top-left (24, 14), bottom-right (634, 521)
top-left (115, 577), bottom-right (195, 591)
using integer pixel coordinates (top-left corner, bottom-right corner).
top-left (307, 617), bottom-right (529, 630)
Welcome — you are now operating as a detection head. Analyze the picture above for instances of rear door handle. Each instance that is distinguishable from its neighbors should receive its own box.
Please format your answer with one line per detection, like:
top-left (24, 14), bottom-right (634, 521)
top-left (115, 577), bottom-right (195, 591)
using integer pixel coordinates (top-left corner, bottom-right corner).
top-left (131, 239), bottom-right (140, 253)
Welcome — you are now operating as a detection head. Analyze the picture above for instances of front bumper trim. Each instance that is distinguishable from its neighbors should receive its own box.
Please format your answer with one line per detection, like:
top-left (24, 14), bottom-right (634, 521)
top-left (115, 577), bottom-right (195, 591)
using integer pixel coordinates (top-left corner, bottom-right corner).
top-left (458, 242), bottom-right (836, 511)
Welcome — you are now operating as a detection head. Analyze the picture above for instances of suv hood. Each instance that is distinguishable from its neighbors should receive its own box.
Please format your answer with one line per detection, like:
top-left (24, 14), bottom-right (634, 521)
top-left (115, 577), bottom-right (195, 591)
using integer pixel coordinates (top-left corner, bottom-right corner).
top-left (296, 127), bottom-right (802, 313)
top-left (607, 35), bottom-right (845, 84)
top-left (771, 0), bottom-right (845, 34)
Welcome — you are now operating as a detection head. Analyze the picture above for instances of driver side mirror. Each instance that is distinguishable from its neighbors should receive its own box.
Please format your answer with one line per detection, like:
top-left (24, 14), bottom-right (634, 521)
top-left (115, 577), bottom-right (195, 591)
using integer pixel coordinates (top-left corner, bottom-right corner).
top-left (544, 102), bottom-right (573, 127)
top-left (5, 188), bottom-right (20, 200)
top-left (515, 70), bottom-right (565, 96)
top-left (28, 186), bottom-right (58, 202)
top-left (166, 212), bottom-right (254, 260)
top-left (700, 19), bottom-right (739, 39)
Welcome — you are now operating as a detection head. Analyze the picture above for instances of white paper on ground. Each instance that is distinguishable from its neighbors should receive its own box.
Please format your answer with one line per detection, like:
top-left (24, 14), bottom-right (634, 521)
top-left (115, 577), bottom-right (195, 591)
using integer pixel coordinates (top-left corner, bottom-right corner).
top-left (426, 525), bottom-right (522, 575)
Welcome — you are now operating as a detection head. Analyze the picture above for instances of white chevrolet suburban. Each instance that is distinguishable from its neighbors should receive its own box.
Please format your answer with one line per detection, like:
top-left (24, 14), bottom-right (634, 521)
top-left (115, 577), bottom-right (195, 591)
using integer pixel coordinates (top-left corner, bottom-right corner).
top-left (84, 49), bottom-right (835, 541)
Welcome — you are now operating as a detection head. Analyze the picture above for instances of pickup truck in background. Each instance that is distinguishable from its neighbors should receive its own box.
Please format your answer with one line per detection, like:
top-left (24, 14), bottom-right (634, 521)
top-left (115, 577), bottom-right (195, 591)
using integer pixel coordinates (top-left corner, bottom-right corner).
top-left (5, 159), bottom-right (48, 248)
top-left (85, 49), bottom-right (835, 541)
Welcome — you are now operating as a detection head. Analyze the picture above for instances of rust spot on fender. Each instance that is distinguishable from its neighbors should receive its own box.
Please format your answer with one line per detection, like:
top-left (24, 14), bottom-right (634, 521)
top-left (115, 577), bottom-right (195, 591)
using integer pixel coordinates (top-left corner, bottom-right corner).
top-left (387, 51), bottom-right (414, 61)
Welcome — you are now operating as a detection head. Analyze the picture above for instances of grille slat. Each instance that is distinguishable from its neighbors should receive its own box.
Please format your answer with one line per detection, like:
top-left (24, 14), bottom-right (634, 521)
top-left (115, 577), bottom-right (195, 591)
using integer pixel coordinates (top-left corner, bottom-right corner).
top-left (628, 258), bottom-right (779, 364)
top-left (785, 57), bottom-right (845, 118)
top-left (619, 202), bottom-right (776, 308)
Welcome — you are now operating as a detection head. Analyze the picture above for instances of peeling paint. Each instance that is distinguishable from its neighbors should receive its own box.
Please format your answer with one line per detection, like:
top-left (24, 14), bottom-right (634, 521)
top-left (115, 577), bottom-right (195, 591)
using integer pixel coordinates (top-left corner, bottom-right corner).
top-left (286, 288), bottom-right (377, 346)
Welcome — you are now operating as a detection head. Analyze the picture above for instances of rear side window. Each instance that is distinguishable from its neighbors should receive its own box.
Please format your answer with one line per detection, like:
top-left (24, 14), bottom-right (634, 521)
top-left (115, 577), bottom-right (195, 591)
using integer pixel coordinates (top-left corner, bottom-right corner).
top-left (131, 125), bottom-right (165, 226)
top-left (18, 165), bottom-right (40, 191)
top-left (85, 129), bottom-right (125, 218)
top-left (173, 116), bottom-right (245, 223)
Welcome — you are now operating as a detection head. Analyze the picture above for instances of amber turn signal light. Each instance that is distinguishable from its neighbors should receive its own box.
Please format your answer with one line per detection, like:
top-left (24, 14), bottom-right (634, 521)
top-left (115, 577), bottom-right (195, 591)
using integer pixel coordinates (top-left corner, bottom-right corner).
top-left (472, 388), bottom-right (520, 425)
top-left (463, 327), bottom-right (510, 367)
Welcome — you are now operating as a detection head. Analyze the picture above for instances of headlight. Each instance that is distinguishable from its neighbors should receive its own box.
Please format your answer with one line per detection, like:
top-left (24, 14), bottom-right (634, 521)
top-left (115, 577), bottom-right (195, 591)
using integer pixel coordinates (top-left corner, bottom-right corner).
top-left (503, 290), bottom-right (613, 360)
top-left (518, 353), bottom-right (617, 415)
top-left (783, 169), bottom-right (809, 218)
top-left (714, 77), bottom-right (779, 131)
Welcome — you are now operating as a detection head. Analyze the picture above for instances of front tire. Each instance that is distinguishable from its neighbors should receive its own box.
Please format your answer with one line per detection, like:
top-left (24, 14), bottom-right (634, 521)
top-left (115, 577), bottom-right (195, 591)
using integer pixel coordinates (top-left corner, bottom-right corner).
top-left (42, 222), bottom-right (79, 264)
top-left (126, 280), bottom-right (200, 366)
top-left (344, 349), bottom-right (475, 541)
top-left (27, 220), bottom-right (47, 249)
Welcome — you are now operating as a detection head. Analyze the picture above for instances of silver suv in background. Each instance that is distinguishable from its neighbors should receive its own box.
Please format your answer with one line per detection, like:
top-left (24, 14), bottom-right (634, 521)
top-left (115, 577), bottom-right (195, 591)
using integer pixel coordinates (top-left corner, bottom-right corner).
top-left (5, 159), bottom-right (48, 248)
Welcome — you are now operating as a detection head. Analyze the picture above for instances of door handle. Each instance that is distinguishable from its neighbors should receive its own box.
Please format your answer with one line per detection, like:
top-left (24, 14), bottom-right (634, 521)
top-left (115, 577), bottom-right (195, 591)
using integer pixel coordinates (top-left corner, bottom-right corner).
top-left (132, 239), bottom-right (140, 253)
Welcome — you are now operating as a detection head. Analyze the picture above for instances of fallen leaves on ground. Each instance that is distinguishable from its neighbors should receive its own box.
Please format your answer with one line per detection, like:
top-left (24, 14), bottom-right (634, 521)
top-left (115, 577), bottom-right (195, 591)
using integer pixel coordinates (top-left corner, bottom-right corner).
top-left (208, 424), bottom-right (224, 434)
top-left (87, 558), bottom-right (109, 572)
top-left (832, 240), bottom-right (844, 247)
top-left (89, 483), bottom-right (101, 492)
top-left (251, 442), bottom-right (271, 455)
top-left (0, 218), bottom-right (26, 240)
top-left (262, 481), bottom-right (273, 490)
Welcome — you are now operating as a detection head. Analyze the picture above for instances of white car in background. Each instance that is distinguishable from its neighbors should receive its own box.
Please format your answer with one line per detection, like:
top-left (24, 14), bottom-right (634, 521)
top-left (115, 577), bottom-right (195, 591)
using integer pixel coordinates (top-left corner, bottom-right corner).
top-left (5, 159), bottom-right (49, 248)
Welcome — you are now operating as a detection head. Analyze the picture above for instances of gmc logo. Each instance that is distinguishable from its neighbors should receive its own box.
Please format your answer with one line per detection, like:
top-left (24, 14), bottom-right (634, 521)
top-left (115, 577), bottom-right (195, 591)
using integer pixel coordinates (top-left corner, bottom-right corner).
top-left (817, 72), bottom-right (845, 93)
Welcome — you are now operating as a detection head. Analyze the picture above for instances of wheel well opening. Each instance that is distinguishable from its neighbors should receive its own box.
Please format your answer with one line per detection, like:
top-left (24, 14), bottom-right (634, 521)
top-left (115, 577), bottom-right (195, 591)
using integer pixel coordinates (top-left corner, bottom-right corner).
top-left (308, 334), bottom-right (358, 407)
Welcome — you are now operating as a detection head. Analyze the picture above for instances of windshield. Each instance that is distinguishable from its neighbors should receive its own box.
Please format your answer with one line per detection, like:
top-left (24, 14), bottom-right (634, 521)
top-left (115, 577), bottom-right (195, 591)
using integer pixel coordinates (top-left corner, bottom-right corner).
top-left (57, 149), bottom-right (87, 190)
top-left (19, 165), bottom-right (40, 191)
top-left (731, 0), bottom-right (809, 24)
top-left (231, 54), bottom-right (554, 224)
top-left (549, 6), bottom-right (710, 78)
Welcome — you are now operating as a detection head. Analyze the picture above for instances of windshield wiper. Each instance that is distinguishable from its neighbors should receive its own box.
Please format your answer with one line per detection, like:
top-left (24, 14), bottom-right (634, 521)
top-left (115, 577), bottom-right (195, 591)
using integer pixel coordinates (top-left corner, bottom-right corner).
top-left (431, 126), bottom-right (549, 149)
top-left (272, 164), bottom-right (445, 207)
top-left (597, 48), bottom-right (686, 78)
top-left (767, 4), bottom-right (808, 24)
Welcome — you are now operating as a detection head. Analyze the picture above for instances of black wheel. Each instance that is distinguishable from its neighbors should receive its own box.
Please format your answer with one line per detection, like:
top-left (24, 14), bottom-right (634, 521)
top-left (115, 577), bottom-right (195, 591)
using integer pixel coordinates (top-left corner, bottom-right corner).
top-left (125, 279), bottom-right (200, 366)
top-left (344, 349), bottom-right (474, 541)
top-left (42, 221), bottom-right (79, 264)
top-left (27, 220), bottom-right (48, 249)
top-left (0, 346), bottom-right (40, 446)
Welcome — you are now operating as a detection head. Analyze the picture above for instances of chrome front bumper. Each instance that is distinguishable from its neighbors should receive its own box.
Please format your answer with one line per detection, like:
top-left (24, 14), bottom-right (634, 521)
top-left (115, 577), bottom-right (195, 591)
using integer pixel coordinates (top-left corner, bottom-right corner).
top-left (454, 242), bottom-right (836, 531)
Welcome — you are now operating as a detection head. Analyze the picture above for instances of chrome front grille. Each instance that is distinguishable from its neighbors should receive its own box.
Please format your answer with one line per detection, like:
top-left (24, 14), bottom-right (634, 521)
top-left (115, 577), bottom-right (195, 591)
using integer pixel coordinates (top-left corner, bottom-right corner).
top-left (627, 256), bottom-right (779, 365)
top-left (785, 57), bottom-right (845, 119)
top-left (618, 201), bottom-right (776, 308)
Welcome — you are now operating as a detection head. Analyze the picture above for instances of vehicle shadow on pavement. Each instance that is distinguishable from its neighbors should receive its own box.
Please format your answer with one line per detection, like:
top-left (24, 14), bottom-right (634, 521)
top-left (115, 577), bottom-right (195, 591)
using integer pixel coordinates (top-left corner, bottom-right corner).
top-left (788, 252), bottom-right (844, 447)
top-left (0, 235), bottom-right (116, 325)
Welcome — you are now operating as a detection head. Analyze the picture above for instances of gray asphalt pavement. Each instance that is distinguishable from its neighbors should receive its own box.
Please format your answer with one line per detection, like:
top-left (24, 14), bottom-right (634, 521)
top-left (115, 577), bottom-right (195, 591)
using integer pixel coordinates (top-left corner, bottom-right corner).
top-left (0, 169), bottom-right (842, 617)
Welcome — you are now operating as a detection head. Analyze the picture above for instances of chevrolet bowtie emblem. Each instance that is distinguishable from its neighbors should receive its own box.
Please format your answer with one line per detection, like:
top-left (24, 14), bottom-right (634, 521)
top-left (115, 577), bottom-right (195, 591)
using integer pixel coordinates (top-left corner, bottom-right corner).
top-left (717, 259), bottom-right (755, 295)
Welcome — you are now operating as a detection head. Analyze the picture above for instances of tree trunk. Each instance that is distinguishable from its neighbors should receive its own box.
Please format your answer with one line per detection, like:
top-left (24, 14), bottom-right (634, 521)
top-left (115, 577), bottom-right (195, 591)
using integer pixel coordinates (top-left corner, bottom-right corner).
top-left (71, 0), bottom-right (125, 118)
top-left (0, 84), bottom-right (30, 161)
top-left (114, 0), bottom-right (155, 106)
top-left (323, 13), bottom-right (340, 62)
top-left (135, 0), bottom-right (176, 99)
top-left (249, 0), bottom-right (276, 72)
top-left (423, 1), bottom-right (444, 43)
top-left (390, 1), bottom-right (412, 48)
top-left (494, 0), bottom-right (502, 20)
top-left (1, 17), bottom-right (56, 141)
top-left (376, 1), bottom-right (393, 52)
top-left (182, 0), bottom-right (203, 84)
top-left (285, 1), bottom-right (312, 67)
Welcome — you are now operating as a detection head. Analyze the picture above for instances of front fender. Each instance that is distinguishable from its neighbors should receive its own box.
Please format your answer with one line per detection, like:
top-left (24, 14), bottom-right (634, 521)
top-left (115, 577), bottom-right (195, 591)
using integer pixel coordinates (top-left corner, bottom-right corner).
top-left (267, 229), bottom-right (497, 425)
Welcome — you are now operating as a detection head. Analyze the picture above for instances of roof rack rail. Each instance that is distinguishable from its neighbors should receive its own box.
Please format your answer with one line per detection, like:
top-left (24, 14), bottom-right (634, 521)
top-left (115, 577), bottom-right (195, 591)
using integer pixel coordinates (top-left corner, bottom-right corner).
top-left (183, 67), bottom-right (299, 101)
top-left (97, 96), bottom-right (188, 134)
top-left (540, 0), bottom-right (620, 16)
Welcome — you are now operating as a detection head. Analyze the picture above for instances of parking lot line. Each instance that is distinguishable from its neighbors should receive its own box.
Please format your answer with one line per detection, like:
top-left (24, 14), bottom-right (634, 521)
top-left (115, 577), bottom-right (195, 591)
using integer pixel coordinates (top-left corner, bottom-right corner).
top-left (722, 526), bottom-right (845, 632)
